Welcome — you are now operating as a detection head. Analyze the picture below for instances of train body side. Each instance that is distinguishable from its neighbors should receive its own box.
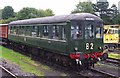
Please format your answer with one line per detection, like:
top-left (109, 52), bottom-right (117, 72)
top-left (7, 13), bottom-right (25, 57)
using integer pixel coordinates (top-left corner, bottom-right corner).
top-left (0, 24), bottom-right (8, 42)
top-left (104, 25), bottom-right (119, 48)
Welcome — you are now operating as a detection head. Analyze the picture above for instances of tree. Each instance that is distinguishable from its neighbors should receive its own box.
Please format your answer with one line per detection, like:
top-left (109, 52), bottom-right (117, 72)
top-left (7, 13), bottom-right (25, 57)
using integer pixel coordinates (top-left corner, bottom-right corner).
top-left (17, 7), bottom-right (54, 20)
top-left (2, 6), bottom-right (14, 19)
top-left (45, 9), bottom-right (54, 16)
top-left (37, 9), bottom-right (54, 17)
top-left (113, 13), bottom-right (120, 24)
top-left (93, 1), bottom-right (118, 24)
top-left (71, 2), bottom-right (94, 14)
top-left (17, 7), bottom-right (38, 20)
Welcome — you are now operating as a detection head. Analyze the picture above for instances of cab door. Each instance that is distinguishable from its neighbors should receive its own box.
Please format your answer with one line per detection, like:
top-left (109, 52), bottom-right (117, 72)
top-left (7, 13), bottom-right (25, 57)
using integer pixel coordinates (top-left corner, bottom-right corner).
top-left (84, 21), bottom-right (95, 52)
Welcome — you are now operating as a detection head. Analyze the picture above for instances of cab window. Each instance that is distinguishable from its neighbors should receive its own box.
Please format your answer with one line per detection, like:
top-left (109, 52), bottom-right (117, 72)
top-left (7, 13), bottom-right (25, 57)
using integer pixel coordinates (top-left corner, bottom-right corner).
top-left (71, 21), bottom-right (83, 39)
top-left (96, 27), bottom-right (103, 38)
top-left (85, 23), bottom-right (94, 39)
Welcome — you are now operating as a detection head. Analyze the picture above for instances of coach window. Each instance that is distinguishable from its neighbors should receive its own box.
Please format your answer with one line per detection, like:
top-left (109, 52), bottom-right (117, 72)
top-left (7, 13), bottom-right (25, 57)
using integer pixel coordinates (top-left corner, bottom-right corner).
top-left (52, 26), bottom-right (59, 39)
top-left (43, 26), bottom-right (48, 38)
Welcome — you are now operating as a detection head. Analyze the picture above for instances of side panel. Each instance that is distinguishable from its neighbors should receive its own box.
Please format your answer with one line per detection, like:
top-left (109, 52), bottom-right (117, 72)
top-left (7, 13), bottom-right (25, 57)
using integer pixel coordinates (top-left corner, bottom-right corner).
top-left (0, 25), bottom-right (8, 39)
top-left (8, 35), bottom-right (68, 55)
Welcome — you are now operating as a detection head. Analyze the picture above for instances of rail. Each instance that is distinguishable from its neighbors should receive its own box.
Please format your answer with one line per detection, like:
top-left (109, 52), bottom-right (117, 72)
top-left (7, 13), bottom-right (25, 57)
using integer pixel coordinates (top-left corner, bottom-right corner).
top-left (0, 65), bottom-right (17, 78)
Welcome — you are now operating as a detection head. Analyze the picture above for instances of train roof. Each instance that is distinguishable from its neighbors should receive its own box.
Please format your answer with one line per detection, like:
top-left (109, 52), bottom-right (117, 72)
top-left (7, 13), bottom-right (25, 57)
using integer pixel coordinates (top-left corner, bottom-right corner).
top-left (9, 13), bottom-right (103, 25)
top-left (0, 24), bottom-right (8, 26)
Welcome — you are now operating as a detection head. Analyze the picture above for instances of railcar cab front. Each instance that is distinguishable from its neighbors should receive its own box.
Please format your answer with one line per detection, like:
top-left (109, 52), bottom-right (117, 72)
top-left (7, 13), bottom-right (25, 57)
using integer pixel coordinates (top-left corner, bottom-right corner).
top-left (69, 18), bottom-right (108, 67)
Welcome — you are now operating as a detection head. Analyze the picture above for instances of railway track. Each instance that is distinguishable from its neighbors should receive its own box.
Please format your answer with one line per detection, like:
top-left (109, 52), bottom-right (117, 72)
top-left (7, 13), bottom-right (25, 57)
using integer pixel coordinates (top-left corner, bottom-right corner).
top-left (90, 68), bottom-right (119, 78)
top-left (106, 58), bottom-right (120, 65)
top-left (2, 45), bottom-right (120, 77)
top-left (34, 54), bottom-right (120, 78)
top-left (0, 65), bottom-right (17, 78)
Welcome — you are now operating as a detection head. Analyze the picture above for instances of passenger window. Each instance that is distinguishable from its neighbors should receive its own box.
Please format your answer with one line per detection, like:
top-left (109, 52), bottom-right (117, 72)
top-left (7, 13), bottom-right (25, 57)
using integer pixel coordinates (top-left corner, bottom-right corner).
top-left (43, 26), bottom-right (48, 38)
top-left (85, 23), bottom-right (94, 39)
top-left (52, 26), bottom-right (59, 39)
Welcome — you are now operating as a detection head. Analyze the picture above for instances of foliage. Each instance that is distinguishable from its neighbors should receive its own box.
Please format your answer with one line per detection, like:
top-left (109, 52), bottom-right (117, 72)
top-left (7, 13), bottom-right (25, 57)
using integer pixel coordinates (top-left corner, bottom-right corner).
top-left (17, 7), bottom-right (54, 20)
top-left (93, 1), bottom-right (118, 25)
top-left (72, 1), bottom-right (119, 25)
top-left (0, 17), bottom-right (17, 24)
top-left (113, 13), bottom-right (120, 24)
top-left (71, 2), bottom-right (94, 14)
top-left (2, 6), bottom-right (14, 19)
top-left (6, 17), bottom-right (17, 23)
top-left (0, 19), bottom-right (6, 24)
top-left (17, 7), bottom-right (38, 20)
top-left (37, 9), bottom-right (54, 17)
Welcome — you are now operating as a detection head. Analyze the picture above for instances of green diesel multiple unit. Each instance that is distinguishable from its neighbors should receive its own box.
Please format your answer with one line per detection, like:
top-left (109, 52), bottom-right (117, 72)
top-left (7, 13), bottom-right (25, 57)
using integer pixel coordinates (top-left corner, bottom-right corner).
top-left (8, 13), bottom-right (108, 68)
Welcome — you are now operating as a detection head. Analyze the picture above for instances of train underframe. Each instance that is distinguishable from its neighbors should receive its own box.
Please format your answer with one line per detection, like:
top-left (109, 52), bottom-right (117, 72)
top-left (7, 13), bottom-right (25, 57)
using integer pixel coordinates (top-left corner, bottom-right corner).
top-left (7, 40), bottom-right (108, 70)
top-left (104, 43), bottom-right (120, 50)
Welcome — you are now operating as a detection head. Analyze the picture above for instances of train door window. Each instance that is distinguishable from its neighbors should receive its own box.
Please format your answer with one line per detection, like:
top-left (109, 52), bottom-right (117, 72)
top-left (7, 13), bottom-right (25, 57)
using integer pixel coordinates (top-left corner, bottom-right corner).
top-left (13, 26), bottom-right (17, 35)
top-left (52, 26), bottom-right (59, 39)
top-left (96, 27), bottom-right (103, 38)
top-left (11, 26), bottom-right (15, 34)
top-left (61, 26), bottom-right (66, 40)
top-left (43, 26), bottom-right (48, 38)
top-left (85, 23), bottom-right (94, 39)
top-left (9, 26), bottom-right (11, 34)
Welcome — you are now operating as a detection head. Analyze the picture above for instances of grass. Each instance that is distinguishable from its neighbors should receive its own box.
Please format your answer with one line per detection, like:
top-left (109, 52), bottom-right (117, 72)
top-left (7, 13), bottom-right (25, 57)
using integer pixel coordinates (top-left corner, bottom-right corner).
top-left (0, 46), bottom-right (45, 76)
top-left (108, 53), bottom-right (120, 59)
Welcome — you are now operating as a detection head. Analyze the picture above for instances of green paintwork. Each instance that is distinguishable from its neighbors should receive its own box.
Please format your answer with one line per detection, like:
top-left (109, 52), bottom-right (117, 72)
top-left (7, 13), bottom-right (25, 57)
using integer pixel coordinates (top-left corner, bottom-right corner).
top-left (8, 21), bottom-right (104, 56)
